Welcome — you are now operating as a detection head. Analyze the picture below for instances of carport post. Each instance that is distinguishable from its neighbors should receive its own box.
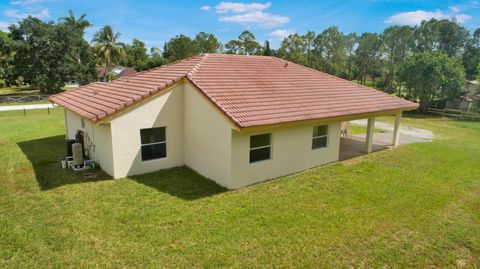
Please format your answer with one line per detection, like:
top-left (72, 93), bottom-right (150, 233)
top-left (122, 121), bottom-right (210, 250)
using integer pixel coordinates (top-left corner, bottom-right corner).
top-left (365, 117), bottom-right (375, 153)
top-left (392, 111), bottom-right (402, 147)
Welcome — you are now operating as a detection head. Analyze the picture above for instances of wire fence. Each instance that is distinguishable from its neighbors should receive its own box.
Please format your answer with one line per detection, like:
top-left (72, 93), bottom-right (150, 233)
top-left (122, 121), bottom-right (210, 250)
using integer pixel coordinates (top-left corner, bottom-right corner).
top-left (426, 108), bottom-right (480, 121)
top-left (0, 94), bottom-right (51, 104)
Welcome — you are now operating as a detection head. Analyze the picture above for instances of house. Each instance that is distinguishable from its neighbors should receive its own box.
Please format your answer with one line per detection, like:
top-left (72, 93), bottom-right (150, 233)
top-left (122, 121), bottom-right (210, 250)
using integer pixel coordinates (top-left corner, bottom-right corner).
top-left (96, 66), bottom-right (137, 81)
top-left (446, 80), bottom-right (480, 112)
top-left (50, 54), bottom-right (418, 189)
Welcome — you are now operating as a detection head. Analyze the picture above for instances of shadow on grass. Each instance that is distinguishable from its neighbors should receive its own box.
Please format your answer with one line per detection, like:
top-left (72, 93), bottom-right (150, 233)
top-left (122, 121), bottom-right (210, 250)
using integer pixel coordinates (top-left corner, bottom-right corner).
top-left (130, 166), bottom-right (228, 200)
top-left (17, 135), bottom-right (112, 190)
top-left (17, 135), bottom-right (227, 199)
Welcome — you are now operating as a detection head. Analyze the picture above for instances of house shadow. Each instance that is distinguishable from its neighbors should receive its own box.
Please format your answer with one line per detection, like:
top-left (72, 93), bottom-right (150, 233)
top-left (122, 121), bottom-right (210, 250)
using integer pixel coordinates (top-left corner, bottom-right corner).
top-left (17, 135), bottom-right (112, 190)
top-left (130, 166), bottom-right (228, 201)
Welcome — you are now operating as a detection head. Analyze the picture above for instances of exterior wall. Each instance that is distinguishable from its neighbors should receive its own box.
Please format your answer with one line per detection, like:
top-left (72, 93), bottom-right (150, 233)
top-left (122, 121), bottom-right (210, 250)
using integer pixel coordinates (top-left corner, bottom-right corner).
top-left (109, 85), bottom-right (185, 178)
top-left (183, 83), bottom-right (233, 188)
top-left (64, 109), bottom-right (114, 175)
top-left (230, 122), bottom-right (341, 189)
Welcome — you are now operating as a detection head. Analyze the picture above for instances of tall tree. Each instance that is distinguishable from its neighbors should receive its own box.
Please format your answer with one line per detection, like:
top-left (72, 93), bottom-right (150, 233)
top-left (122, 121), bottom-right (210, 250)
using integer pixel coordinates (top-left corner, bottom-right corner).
top-left (163, 34), bottom-right (198, 62)
top-left (314, 26), bottom-right (347, 76)
top-left (60, 10), bottom-right (91, 30)
top-left (399, 52), bottom-right (465, 110)
top-left (225, 31), bottom-right (261, 55)
top-left (194, 32), bottom-right (221, 53)
top-left (462, 28), bottom-right (480, 80)
top-left (123, 38), bottom-right (149, 71)
top-left (345, 33), bottom-right (358, 80)
top-left (10, 14), bottom-right (97, 93)
top-left (263, 40), bottom-right (272, 56)
top-left (382, 25), bottom-right (415, 94)
top-left (92, 25), bottom-right (126, 81)
top-left (0, 31), bottom-right (15, 87)
top-left (146, 47), bottom-right (166, 69)
top-left (277, 33), bottom-right (308, 65)
top-left (354, 33), bottom-right (383, 85)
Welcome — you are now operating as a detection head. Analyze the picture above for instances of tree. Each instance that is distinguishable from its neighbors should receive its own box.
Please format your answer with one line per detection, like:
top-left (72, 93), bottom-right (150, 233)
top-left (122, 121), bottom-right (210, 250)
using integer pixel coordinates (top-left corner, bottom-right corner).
top-left (163, 34), bottom-right (198, 62)
top-left (414, 19), bottom-right (469, 57)
top-left (263, 40), bottom-right (272, 56)
top-left (314, 26), bottom-right (346, 76)
top-left (354, 33), bottom-right (383, 85)
top-left (146, 47), bottom-right (166, 69)
top-left (462, 28), bottom-right (480, 80)
top-left (345, 33), bottom-right (358, 80)
top-left (123, 38), bottom-right (149, 71)
top-left (193, 32), bottom-right (221, 53)
top-left (92, 25), bottom-right (126, 81)
top-left (399, 52), bottom-right (465, 110)
top-left (0, 31), bottom-right (15, 87)
top-left (225, 31), bottom-right (261, 55)
top-left (60, 10), bottom-right (91, 30)
top-left (277, 33), bottom-right (308, 65)
top-left (382, 25), bottom-right (415, 94)
top-left (10, 14), bottom-right (97, 93)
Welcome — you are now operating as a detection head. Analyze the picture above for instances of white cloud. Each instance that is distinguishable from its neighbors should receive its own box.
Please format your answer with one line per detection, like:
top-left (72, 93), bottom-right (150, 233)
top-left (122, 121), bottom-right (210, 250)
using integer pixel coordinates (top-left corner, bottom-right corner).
top-left (215, 2), bottom-right (271, 13)
top-left (449, 6), bottom-right (460, 13)
top-left (215, 2), bottom-right (289, 28)
top-left (0, 22), bottom-right (14, 32)
top-left (220, 11), bottom-right (289, 27)
top-left (268, 29), bottom-right (294, 39)
top-left (4, 8), bottom-right (49, 19)
top-left (10, 0), bottom-right (45, 5)
top-left (385, 10), bottom-right (471, 25)
top-left (200, 5), bottom-right (211, 11)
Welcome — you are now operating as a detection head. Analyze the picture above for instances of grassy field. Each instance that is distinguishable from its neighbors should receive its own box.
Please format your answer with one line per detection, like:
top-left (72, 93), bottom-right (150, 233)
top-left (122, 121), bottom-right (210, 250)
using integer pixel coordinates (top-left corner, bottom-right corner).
top-left (0, 86), bottom-right (39, 96)
top-left (1, 109), bottom-right (480, 268)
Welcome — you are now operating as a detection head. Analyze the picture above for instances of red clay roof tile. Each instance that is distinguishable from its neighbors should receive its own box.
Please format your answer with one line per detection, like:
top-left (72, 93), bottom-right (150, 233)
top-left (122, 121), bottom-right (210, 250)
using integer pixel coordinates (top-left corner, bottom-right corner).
top-left (50, 54), bottom-right (418, 128)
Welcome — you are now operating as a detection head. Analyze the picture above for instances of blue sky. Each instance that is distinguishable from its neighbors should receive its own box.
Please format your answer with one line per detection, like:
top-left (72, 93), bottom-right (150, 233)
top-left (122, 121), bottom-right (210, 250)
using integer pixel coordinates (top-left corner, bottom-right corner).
top-left (1, 0), bottom-right (479, 49)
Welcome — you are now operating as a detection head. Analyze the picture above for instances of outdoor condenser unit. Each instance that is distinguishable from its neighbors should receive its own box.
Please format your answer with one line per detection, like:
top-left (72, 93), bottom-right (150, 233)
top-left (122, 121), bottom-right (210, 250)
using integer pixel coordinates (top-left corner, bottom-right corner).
top-left (72, 142), bottom-right (84, 167)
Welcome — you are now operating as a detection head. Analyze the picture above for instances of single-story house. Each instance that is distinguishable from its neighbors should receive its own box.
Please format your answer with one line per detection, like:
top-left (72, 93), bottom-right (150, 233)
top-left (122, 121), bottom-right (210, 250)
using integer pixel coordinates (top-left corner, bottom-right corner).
top-left (50, 54), bottom-right (418, 189)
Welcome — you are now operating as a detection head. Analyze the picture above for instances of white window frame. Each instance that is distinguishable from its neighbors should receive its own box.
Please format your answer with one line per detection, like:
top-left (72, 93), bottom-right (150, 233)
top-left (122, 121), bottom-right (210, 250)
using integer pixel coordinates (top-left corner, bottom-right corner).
top-left (312, 125), bottom-right (328, 150)
top-left (249, 133), bottom-right (272, 163)
top-left (140, 127), bottom-right (167, 162)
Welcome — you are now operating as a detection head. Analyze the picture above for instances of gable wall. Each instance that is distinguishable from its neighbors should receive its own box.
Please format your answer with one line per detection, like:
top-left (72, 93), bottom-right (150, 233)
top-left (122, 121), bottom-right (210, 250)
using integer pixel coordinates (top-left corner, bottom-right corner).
top-left (109, 84), bottom-right (185, 178)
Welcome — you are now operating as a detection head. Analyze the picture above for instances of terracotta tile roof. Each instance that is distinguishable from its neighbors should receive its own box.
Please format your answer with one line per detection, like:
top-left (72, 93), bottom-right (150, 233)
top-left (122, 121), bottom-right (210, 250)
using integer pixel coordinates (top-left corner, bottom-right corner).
top-left (50, 54), bottom-right (418, 128)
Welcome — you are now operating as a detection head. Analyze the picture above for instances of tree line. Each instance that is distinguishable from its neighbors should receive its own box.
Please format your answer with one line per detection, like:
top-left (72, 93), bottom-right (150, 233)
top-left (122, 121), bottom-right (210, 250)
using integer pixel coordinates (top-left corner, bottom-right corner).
top-left (1, 11), bottom-right (479, 111)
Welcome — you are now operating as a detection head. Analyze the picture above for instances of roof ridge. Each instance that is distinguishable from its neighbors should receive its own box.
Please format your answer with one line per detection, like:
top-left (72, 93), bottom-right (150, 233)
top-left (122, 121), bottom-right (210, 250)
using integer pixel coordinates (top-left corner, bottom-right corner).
top-left (186, 53), bottom-right (209, 79)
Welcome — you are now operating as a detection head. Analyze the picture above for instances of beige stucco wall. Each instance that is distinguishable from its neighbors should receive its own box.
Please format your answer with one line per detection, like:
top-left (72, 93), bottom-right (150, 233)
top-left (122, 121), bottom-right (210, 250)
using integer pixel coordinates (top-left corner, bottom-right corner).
top-left (183, 82), bottom-right (233, 188)
top-left (63, 81), bottom-right (343, 189)
top-left (108, 85), bottom-right (185, 178)
top-left (64, 109), bottom-right (114, 175)
top-left (230, 122), bottom-right (341, 189)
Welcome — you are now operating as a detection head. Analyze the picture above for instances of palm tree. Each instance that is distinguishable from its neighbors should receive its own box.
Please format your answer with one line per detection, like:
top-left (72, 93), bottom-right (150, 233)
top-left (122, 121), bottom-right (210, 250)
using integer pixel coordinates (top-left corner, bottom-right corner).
top-left (60, 10), bottom-right (91, 30)
top-left (92, 25), bottom-right (125, 82)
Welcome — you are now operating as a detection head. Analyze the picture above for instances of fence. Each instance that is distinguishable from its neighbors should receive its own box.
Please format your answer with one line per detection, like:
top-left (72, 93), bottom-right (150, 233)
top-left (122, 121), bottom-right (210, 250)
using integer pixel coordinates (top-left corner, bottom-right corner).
top-left (426, 108), bottom-right (480, 120)
top-left (0, 94), bottom-right (51, 104)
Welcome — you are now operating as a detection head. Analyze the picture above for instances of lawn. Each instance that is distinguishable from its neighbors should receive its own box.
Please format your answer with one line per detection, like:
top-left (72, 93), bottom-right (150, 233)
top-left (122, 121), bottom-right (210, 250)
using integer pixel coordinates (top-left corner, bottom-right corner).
top-left (1, 109), bottom-right (480, 268)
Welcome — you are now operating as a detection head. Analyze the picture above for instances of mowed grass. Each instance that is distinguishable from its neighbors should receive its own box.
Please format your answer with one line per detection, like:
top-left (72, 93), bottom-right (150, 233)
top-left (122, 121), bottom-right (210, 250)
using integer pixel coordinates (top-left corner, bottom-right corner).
top-left (1, 109), bottom-right (480, 268)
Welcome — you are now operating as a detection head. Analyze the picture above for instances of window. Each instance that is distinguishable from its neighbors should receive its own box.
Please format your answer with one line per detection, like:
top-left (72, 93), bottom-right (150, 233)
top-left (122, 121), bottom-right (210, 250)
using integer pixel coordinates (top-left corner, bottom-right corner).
top-left (140, 127), bottom-right (166, 161)
top-left (81, 118), bottom-right (85, 128)
top-left (312, 125), bottom-right (328, 149)
top-left (249, 133), bottom-right (271, 163)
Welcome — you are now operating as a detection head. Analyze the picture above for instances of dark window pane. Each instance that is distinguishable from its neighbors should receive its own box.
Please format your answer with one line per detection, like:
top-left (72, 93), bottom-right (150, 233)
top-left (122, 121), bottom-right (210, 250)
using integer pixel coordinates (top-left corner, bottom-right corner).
top-left (249, 147), bottom-right (271, 163)
top-left (250, 134), bottom-right (271, 148)
top-left (312, 136), bottom-right (327, 149)
top-left (313, 125), bottom-right (328, 137)
top-left (141, 143), bottom-right (166, 161)
top-left (140, 127), bottom-right (166, 144)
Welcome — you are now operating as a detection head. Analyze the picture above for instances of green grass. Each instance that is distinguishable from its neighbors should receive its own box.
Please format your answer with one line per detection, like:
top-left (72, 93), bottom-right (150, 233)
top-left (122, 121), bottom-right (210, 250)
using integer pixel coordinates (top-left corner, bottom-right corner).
top-left (348, 124), bottom-right (386, 134)
top-left (1, 109), bottom-right (480, 268)
top-left (0, 86), bottom-right (39, 96)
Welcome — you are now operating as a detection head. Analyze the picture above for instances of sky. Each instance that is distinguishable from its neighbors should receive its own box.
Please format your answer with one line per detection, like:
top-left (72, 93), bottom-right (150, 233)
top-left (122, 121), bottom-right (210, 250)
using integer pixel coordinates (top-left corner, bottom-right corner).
top-left (1, 0), bottom-right (480, 50)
